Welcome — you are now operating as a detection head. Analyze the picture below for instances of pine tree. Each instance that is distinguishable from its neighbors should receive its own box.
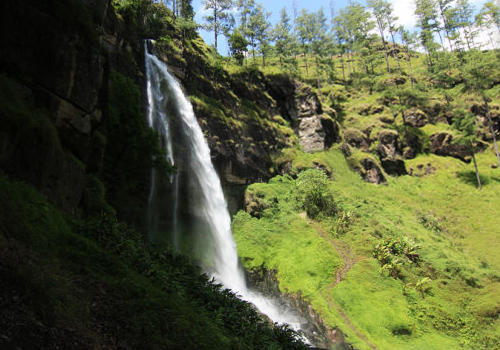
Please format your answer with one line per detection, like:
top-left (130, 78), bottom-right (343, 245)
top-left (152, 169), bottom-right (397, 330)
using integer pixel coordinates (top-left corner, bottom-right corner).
top-left (367, 0), bottom-right (392, 73)
top-left (273, 7), bottom-right (293, 71)
top-left (414, 0), bottom-right (441, 68)
top-left (296, 9), bottom-right (314, 77)
top-left (202, 0), bottom-right (233, 52)
top-left (246, 3), bottom-right (271, 65)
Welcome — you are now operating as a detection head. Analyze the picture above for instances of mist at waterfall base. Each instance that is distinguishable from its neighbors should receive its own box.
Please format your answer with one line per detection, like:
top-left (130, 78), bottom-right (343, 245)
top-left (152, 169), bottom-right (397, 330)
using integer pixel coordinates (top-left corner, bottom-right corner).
top-left (144, 42), bottom-right (311, 340)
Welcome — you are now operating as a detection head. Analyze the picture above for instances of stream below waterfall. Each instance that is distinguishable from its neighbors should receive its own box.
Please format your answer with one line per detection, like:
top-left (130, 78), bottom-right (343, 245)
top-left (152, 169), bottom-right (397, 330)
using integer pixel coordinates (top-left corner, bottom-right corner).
top-left (144, 40), bottom-right (337, 349)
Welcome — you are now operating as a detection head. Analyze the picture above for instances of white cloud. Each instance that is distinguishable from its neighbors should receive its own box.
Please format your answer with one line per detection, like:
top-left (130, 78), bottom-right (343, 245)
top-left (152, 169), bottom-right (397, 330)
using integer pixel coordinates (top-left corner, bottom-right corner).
top-left (391, 0), bottom-right (417, 29)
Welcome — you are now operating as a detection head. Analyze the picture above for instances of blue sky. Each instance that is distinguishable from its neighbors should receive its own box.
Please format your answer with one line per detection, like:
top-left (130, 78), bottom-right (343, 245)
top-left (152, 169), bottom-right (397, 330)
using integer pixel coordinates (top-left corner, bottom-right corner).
top-left (192, 0), bottom-right (491, 54)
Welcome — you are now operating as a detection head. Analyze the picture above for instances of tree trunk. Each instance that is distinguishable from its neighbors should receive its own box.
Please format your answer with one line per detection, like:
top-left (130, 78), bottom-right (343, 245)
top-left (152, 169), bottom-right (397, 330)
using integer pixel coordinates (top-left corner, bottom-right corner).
top-left (389, 30), bottom-right (402, 73)
top-left (484, 98), bottom-right (500, 170)
top-left (471, 150), bottom-right (482, 190)
top-left (340, 55), bottom-right (346, 84)
top-left (304, 52), bottom-right (309, 77)
top-left (377, 20), bottom-right (391, 73)
top-left (213, 8), bottom-right (218, 52)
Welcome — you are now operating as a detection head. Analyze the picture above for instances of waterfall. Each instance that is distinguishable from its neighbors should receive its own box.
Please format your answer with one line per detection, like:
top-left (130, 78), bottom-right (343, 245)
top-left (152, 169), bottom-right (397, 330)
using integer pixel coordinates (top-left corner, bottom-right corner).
top-left (144, 41), bottom-right (307, 336)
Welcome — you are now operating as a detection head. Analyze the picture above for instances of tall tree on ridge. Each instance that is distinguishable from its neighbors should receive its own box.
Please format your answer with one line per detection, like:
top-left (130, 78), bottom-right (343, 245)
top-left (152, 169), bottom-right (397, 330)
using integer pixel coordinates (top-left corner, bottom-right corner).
top-left (367, 0), bottom-right (392, 73)
top-left (454, 0), bottom-right (477, 50)
top-left (273, 7), bottom-right (294, 71)
top-left (436, 0), bottom-right (456, 51)
top-left (296, 9), bottom-right (314, 77)
top-left (202, 0), bottom-right (233, 52)
top-left (310, 8), bottom-right (330, 86)
top-left (414, 0), bottom-right (441, 68)
top-left (246, 3), bottom-right (270, 64)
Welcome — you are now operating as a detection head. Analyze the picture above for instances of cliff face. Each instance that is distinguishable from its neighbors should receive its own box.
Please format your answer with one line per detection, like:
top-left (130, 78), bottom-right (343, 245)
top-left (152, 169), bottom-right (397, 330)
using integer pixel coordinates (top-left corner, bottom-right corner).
top-left (0, 0), bottom-right (337, 220)
top-left (0, 0), bottom-right (116, 214)
top-left (157, 43), bottom-right (339, 186)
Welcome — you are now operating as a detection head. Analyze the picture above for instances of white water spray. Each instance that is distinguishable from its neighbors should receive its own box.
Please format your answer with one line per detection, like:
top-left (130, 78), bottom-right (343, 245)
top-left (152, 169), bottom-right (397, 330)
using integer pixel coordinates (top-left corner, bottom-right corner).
top-left (144, 41), bottom-right (307, 334)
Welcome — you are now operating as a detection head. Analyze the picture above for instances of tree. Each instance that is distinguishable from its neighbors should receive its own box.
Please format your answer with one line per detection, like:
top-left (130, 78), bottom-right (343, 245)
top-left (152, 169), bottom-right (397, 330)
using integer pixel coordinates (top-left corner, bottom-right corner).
top-left (367, 0), bottom-right (392, 73)
top-left (310, 8), bottom-right (330, 87)
top-left (385, 4), bottom-right (401, 72)
top-left (399, 28), bottom-right (418, 86)
top-left (202, 0), bottom-right (233, 52)
top-left (453, 0), bottom-right (477, 50)
top-left (477, 1), bottom-right (500, 48)
top-left (176, 0), bottom-right (196, 46)
top-left (296, 9), bottom-right (314, 77)
top-left (242, 3), bottom-right (270, 65)
top-left (179, 0), bottom-right (194, 20)
top-left (462, 50), bottom-right (500, 170)
top-left (435, 0), bottom-right (456, 51)
top-left (273, 7), bottom-right (293, 71)
top-left (334, 3), bottom-right (374, 79)
top-left (228, 29), bottom-right (248, 65)
top-left (452, 108), bottom-right (483, 190)
top-left (296, 169), bottom-right (336, 219)
top-left (251, 4), bottom-right (272, 66)
top-left (414, 0), bottom-right (441, 68)
top-left (236, 0), bottom-right (256, 65)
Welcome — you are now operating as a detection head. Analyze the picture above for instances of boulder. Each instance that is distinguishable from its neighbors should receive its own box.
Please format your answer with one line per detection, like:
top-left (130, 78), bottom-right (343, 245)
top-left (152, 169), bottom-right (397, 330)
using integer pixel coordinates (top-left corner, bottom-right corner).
top-left (298, 114), bottom-right (340, 153)
top-left (343, 129), bottom-right (370, 151)
top-left (358, 158), bottom-right (387, 184)
top-left (377, 129), bottom-right (401, 159)
top-left (430, 132), bottom-right (471, 162)
top-left (377, 129), bottom-right (407, 175)
top-left (380, 158), bottom-right (407, 176)
top-left (358, 104), bottom-right (385, 116)
top-left (404, 109), bottom-right (428, 128)
top-left (295, 83), bottom-right (323, 119)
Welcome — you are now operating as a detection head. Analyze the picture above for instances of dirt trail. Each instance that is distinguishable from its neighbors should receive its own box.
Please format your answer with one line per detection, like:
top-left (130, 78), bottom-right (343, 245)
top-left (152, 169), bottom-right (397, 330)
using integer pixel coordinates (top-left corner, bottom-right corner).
top-left (305, 216), bottom-right (379, 350)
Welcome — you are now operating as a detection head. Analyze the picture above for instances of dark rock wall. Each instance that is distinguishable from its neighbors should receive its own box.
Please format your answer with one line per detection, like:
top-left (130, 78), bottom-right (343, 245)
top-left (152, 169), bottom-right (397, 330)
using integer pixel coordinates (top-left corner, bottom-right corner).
top-left (0, 0), bottom-right (131, 216)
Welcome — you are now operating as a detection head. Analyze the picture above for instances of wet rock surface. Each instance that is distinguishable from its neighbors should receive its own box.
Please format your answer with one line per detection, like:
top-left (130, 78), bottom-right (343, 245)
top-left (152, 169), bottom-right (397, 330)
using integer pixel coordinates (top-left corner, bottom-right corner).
top-left (245, 268), bottom-right (357, 350)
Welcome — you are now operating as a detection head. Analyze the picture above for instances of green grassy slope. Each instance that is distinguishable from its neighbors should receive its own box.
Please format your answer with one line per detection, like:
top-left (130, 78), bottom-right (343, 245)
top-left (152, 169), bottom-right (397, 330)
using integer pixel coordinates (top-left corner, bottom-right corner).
top-left (233, 146), bottom-right (500, 350)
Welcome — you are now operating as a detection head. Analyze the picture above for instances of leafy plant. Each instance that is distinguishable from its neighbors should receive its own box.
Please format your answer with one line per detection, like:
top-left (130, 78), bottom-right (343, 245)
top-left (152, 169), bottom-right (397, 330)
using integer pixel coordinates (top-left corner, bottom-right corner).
top-left (296, 169), bottom-right (337, 219)
top-left (373, 235), bottom-right (421, 279)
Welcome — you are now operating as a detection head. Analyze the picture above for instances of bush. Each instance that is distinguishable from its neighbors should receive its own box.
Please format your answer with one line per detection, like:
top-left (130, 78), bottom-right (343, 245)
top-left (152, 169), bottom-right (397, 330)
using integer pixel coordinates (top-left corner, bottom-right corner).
top-left (296, 169), bottom-right (337, 219)
top-left (373, 235), bottom-right (420, 279)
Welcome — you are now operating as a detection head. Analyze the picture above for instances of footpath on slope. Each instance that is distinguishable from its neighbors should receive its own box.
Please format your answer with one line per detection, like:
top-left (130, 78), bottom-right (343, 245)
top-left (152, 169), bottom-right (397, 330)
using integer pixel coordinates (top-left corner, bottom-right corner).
top-left (302, 214), bottom-right (379, 350)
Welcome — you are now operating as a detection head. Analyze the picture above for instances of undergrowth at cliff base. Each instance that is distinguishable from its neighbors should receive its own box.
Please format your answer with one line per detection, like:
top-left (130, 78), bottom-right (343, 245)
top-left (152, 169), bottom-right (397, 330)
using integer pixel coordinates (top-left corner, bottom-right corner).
top-left (0, 176), bottom-right (309, 350)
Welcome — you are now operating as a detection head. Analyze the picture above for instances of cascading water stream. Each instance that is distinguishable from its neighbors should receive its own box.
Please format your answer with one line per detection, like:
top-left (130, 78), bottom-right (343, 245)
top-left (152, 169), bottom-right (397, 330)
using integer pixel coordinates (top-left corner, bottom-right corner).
top-left (144, 41), bottom-right (308, 336)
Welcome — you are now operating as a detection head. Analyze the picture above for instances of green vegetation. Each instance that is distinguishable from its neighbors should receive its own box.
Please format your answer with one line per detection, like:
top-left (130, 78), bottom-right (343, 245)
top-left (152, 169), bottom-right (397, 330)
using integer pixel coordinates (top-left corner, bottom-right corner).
top-left (0, 175), bottom-right (309, 350)
top-left (233, 146), bottom-right (500, 350)
top-left (5, 0), bottom-right (500, 349)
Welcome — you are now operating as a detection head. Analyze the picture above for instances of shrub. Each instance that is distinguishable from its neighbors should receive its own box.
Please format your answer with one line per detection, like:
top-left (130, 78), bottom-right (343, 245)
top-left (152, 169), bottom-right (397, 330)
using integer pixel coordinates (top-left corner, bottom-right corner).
top-left (373, 235), bottom-right (421, 279)
top-left (296, 169), bottom-right (337, 219)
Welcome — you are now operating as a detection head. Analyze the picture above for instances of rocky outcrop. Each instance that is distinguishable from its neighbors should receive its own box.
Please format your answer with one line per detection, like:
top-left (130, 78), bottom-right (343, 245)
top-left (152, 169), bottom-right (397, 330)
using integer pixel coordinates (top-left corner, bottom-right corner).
top-left (404, 109), bottom-right (428, 128)
top-left (245, 267), bottom-right (356, 350)
top-left (291, 84), bottom-right (340, 153)
top-left (358, 104), bottom-right (385, 116)
top-left (343, 129), bottom-right (370, 151)
top-left (429, 132), bottom-right (488, 162)
top-left (298, 114), bottom-right (340, 153)
top-left (377, 130), bottom-right (407, 175)
top-left (357, 158), bottom-right (387, 184)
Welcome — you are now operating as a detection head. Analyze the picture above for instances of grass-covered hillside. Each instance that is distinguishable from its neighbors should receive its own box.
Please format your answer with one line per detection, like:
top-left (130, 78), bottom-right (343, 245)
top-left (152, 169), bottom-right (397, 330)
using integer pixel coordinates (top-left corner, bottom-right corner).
top-left (234, 147), bottom-right (500, 350)
top-left (231, 41), bottom-right (500, 349)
